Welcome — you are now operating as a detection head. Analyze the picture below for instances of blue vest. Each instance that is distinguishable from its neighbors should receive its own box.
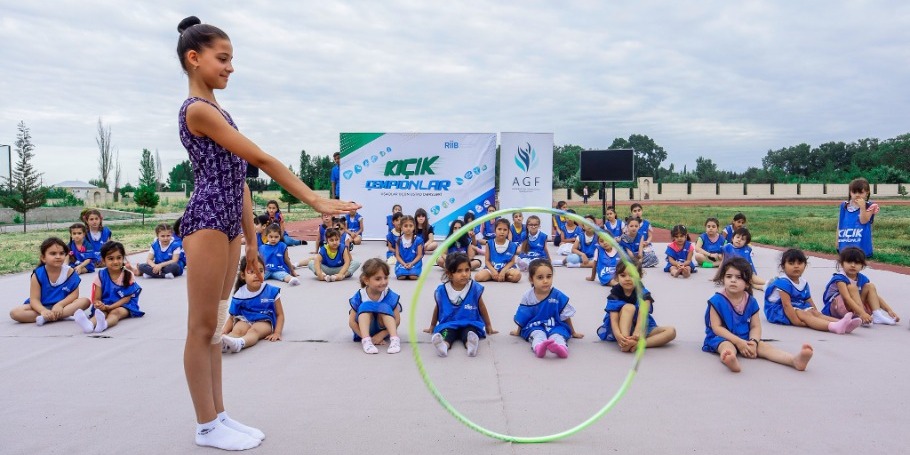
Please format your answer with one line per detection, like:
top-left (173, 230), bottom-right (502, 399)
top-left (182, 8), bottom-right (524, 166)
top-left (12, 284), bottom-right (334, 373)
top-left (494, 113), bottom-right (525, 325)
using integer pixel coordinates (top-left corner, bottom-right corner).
top-left (619, 234), bottom-right (641, 257)
top-left (699, 233), bottom-right (726, 254)
top-left (722, 243), bottom-right (755, 272)
top-left (488, 240), bottom-right (517, 271)
top-left (397, 235), bottom-right (424, 263)
top-left (577, 233), bottom-right (597, 258)
top-left (349, 289), bottom-right (402, 317)
top-left (24, 265), bottom-right (82, 308)
top-left (640, 219), bottom-right (651, 237)
top-left (88, 227), bottom-right (112, 263)
top-left (385, 231), bottom-right (400, 258)
top-left (664, 241), bottom-right (697, 272)
top-left (764, 276), bottom-right (814, 323)
top-left (553, 215), bottom-right (568, 237)
top-left (604, 220), bottom-right (623, 238)
top-left (151, 239), bottom-right (185, 268)
top-left (96, 268), bottom-right (143, 317)
top-left (837, 201), bottom-right (874, 257)
top-left (260, 242), bottom-right (289, 272)
top-left (346, 213), bottom-right (362, 233)
top-left (230, 284), bottom-right (280, 327)
top-left (821, 272), bottom-right (870, 316)
top-left (562, 224), bottom-right (581, 242)
top-left (722, 224), bottom-right (735, 241)
top-left (433, 281), bottom-right (486, 336)
top-left (69, 241), bottom-right (96, 273)
top-left (386, 214), bottom-right (395, 233)
top-left (597, 286), bottom-right (656, 341)
top-left (480, 219), bottom-right (497, 240)
top-left (509, 223), bottom-right (527, 249)
top-left (522, 233), bottom-right (548, 259)
top-left (514, 288), bottom-right (572, 340)
top-left (703, 292), bottom-right (759, 348)
top-left (318, 245), bottom-right (345, 268)
top-left (594, 245), bottom-right (619, 285)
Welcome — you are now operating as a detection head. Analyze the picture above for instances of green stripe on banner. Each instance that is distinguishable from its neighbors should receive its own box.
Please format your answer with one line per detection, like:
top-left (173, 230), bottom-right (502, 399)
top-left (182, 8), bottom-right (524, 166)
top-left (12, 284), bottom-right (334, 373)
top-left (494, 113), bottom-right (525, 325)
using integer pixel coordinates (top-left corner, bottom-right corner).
top-left (339, 133), bottom-right (385, 158)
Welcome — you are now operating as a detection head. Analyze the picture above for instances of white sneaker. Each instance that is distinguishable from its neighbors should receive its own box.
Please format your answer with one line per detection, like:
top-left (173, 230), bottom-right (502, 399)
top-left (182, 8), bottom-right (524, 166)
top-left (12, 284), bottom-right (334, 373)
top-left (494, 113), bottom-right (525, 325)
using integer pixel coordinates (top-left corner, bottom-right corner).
top-left (431, 333), bottom-right (448, 357)
top-left (466, 331), bottom-right (480, 357)
top-left (361, 338), bottom-right (378, 354)
top-left (165, 273), bottom-right (175, 279)
top-left (387, 336), bottom-right (401, 354)
top-left (289, 277), bottom-right (301, 286)
top-left (872, 309), bottom-right (896, 325)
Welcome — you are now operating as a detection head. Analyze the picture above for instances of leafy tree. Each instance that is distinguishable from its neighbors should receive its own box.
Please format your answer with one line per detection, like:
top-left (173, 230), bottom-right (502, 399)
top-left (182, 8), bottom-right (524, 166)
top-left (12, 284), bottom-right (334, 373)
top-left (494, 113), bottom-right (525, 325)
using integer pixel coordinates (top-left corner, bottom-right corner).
top-left (167, 160), bottom-right (194, 193)
top-left (552, 144), bottom-right (583, 187)
top-left (299, 149), bottom-right (316, 188)
top-left (694, 156), bottom-right (719, 182)
top-left (610, 134), bottom-right (667, 180)
top-left (96, 118), bottom-right (113, 189)
top-left (133, 185), bottom-right (159, 212)
top-left (1, 121), bottom-right (48, 232)
top-left (88, 178), bottom-right (109, 190)
top-left (278, 165), bottom-right (300, 210)
top-left (138, 148), bottom-right (157, 189)
top-left (120, 183), bottom-right (136, 196)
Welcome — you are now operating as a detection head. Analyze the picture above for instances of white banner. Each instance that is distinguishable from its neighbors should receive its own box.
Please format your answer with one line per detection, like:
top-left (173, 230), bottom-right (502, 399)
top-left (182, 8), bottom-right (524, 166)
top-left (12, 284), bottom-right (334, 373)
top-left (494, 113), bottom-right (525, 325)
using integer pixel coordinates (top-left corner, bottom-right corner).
top-left (340, 133), bottom-right (496, 240)
top-left (498, 132), bottom-right (554, 235)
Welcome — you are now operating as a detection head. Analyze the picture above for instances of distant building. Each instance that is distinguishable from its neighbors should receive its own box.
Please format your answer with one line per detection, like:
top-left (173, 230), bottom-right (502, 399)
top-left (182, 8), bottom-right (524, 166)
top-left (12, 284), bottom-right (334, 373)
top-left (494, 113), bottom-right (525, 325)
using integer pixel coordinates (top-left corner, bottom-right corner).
top-left (52, 180), bottom-right (111, 205)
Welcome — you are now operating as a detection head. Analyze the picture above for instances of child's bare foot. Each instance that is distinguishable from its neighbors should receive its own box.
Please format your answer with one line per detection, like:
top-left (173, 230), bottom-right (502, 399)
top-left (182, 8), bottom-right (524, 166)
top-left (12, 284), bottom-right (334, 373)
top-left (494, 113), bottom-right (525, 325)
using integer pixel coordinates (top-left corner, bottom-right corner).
top-left (792, 344), bottom-right (813, 371)
top-left (721, 350), bottom-right (741, 372)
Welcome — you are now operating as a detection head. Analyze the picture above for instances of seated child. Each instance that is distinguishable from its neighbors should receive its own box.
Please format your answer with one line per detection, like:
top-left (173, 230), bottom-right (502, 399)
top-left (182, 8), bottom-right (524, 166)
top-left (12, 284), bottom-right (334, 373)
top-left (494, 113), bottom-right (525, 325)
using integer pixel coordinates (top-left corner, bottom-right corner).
top-left (344, 208), bottom-right (364, 250)
top-left (74, 241), bottom-right (143, 334)
top-left (703, 257), bottom-right (813, 372)
top-left (721, 227), bottom-right (765, 289)
top-left (597, 260), bottom-right (675, 352)
top-left (307, 228), bottom-right (360, 282)
top-left (316, 213), bottom-right (334, 251)
top-left (415, 208), bottom-right (438, 252)
top-left (385, 204), bottom-right (403, 234)
top-left (436, 219), bottom-right (482, 270)
top-left (266, 199), bottom-right (304, 246)
top-left (260, 224), bottom-right (301, 286)
top-left (509, 212), bottom-right (527, 250)
top-left (551, 200), bottom-right (569, 246)
top-left (555, 210), bottom-right (581, 257)
top-left (10, 237), bottom-right (91, 325)
top-left (394, 215), bottom-right (424, 280)
top-left (619, 216), bottom-right (657, 268)
top-left (385, 212), bottom-right (403, 265)
top-left (587, 234), bottom-right (619, 286)
top-left (517, 215), bottom-right (550, 271)
top-left (664, 224), bottom-right (697, 278)
top-left (334, 216), bottom-right (354, 251)
top-left (722, 212), bottom-right (746, 241)
top-left (83, 209), bottom-right (111, 266)
top-left (477, 205), bottom-right (499, 246)
top-left (822, 247), bottom-right (898, 325)
top-left (511, 259), bottom-right (583, 358)
top-left (475, 219), bottom-right (522, 283)
top-left (695, 217), bottom-right (725, 268)
top-left (563, 214), bottom-right (598, 267)
top-left (424, 253), bottom-right (497, 357)
top-left (348, 258), bottom-right (402, 354)
top-left (221, 255), bottom-right (285, 353)
top-left (630, 203), bottom-right (657, 264)
top-left (67, 222), bottom-right (95, 274)
top-left (764, 249), bottom-right (861, 334)
top-left (138, 223), bottom-right (185, 279)
top-left (603, 206), bottom-right (624, 241)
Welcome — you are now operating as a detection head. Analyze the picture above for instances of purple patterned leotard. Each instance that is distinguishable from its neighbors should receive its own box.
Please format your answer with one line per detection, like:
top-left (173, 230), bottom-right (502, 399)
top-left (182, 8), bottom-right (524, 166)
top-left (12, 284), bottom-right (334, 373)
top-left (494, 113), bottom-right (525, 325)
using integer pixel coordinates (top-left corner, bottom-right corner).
top-left (178, 97), bottom-right (247, 240)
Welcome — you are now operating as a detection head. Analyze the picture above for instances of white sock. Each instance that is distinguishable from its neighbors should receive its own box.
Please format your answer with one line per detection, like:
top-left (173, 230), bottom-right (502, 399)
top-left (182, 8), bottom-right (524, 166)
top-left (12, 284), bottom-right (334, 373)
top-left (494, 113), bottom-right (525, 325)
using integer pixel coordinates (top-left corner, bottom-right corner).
top-left (74, 310), bottom-right (94, 333)
top-left (221, 336), bottom-right (244, 353)
top-left (35, 315), bottom-right (46, 326)
top-left (195, 419), bottom-right (260, 450)
top-left (387, 336), bottom-right (401, 354)
top-left (93, 313), bottom-right (108, 333)
top-left (361, 338), bottom-right (378, 354)
top-left (219, 411), bottom-right (265, 441)
top-left (165, 272), bottom-right (175, 279)
top-left (289, 277), bottom-right (301, 286)
top-left (466, 331), bottom-right (480, 357)
top-left (431, 333), bottom-right (448, 357)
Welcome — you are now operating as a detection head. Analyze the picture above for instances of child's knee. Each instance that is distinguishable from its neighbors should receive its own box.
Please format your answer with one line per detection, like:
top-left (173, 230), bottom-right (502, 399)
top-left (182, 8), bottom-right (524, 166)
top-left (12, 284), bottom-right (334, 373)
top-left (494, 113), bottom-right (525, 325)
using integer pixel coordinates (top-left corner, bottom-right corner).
top-left (620, 304), bottom-right (636, 315)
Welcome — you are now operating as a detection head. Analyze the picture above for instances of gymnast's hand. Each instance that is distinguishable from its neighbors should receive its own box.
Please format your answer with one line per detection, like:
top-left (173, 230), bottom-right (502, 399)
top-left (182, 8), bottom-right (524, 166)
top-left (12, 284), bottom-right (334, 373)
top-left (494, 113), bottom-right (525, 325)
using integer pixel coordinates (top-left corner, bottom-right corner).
top-left (310, 197), bottom-right (362, 216)
top-left (245, 254), bottom-right (265, 282)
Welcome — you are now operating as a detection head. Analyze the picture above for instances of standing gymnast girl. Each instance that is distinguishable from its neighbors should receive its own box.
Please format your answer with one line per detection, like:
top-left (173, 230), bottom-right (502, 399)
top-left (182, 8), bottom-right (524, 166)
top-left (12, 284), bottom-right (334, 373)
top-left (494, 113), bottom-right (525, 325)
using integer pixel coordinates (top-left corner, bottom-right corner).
top-left (175, 16), bottom-right (357, 450)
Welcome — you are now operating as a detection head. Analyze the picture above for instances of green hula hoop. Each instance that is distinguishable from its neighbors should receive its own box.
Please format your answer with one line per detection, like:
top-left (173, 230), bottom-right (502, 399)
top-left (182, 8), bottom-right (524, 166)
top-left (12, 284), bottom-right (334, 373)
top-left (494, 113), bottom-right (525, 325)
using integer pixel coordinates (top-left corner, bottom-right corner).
top-left (408, 206), bottom-right (650, 443)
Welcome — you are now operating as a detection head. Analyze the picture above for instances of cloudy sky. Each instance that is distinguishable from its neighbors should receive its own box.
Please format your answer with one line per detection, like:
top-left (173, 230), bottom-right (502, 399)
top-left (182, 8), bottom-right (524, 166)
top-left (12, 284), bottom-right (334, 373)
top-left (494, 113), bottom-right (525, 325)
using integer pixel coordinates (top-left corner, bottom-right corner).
top-left (1, 1), bottom-right (908, 186)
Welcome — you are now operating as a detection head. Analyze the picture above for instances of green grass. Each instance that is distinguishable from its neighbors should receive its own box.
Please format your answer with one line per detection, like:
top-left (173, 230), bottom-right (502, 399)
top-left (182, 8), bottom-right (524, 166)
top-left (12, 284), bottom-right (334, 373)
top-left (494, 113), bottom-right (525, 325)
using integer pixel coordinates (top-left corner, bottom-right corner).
top-left (573, 204), bottom-right (910, 267)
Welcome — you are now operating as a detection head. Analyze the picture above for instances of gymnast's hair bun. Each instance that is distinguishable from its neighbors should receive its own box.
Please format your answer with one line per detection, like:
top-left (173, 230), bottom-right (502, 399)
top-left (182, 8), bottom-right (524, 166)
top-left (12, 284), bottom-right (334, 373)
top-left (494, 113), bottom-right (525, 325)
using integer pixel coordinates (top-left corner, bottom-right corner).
top-left (178, 16), bottom-right (202, 34)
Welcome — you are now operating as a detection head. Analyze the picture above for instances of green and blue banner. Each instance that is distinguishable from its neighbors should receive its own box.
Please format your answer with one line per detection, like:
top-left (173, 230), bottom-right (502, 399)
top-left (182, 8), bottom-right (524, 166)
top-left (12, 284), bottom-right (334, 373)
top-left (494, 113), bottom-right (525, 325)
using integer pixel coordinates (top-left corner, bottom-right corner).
top-left (499, 133), bottom-right (554, 235)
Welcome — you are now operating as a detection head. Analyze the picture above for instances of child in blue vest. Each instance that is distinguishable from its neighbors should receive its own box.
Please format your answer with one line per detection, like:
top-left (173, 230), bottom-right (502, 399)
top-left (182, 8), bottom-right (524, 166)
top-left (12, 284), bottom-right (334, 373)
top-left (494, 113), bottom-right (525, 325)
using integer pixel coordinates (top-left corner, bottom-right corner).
top-left (436, 219), bottom-right (482, 270)
top-left (517, 215), bottom-right (550, 271)
top-left (509, 211), bottom-right (527, 250)
top-left (477, 204), bottom-right (499, 245)
top-left (722, 212), bottom-right (747, 241)
top-left (555, 210), bottom-right (581, 257)
top-left (587, 234), bottom-right (619, 286)
top-left (385, 212), bottom-right (403, 265)
top-left (597, 260), bottom-right (676, 352)
top-left (704, 257), bottom-right (813, 372)
top-left (425, 253), bottom-right (497, 357)
top-left (630, 203), bottom-right (656, 257)
top-left (765, 249), bottom-right (861, 334)
top-left (721, 227), bottom-right (765, 290)
top-left (73, 241), bottom-right (143, 334)
top-left (266, 199), bottom-right (305, 246)
top-left (837, 178), bottom-right (879, 257)
top-left (822, 247), bottom-right (898, 325)
top-left (260, 224), bottom-right (300, 286)
top-left (664, 224), bottom-right (697, 278)
top-left (563, 214), bottom-right (598, 267)
top-left (695, 217), bottom-right (725, 268)
top-left (415, 208), bottom-right (438, 253)
top-left (316, 212), bottom-right (334, 250)
top-left (511, 259), bottom-right (583, 358)
top-left (138, 223), bottom-right (185, 278)
top-left (10, 237), bottom-right (91, 325)
top-left (476, 219), bottom-right (522, 283)
top-left (221, 255), bottom-right (285, 353)
top-left (67, 222), bottom-right (95, 274)
top-left (82, 209), bottom-right (112, 266)
top-left (344, 208), bottom-right (364, 250)
top-left (385, 204), bottom-right (402, 233)
top-left (551, 200), bottom-right (569, 246)
top-left (307, 228), bottom-right (360, 282)
top-left (394, 215), bottom-right (424, 280)
top-left (603, 206), bottom-right (624, 241)
top-left (348, 258), bottom-right (402, 354)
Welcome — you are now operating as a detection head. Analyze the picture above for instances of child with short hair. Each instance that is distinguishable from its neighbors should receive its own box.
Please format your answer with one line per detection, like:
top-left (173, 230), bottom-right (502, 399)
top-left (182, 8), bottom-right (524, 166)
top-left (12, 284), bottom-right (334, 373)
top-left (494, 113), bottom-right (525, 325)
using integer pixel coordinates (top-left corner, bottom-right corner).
top-left (597, 260), bottom-right (676, 352)
top-left (764, 249), bottom-right (861, 334)
top-left (837, 177), bottom-right (879, 257)
top-left (10, 237), bottom-right (91, 325)
top-left (695, 217), bottom-right (725, 268)
top-left (67, 222), bottom-right (95, 274)
top-left (395, 215), bottom-right (424, 280)
top-left (386, 204), bottom-right (403, 233)
top-left (722, 212), bottom-right (747, 241)
top-left (475, 219), bottom-right (522, 283)
top-left (664, 224), bottom-right (696, 278)
top-left (308, 228), bottom-right (360, 282)
top-left (260, 224), bottom-right (301, 286)
top-left (425, 253), bottom-right (497, 357)
top-left (73, 241), bottom-right (143, 333)
top-left (138, 223), bottom-right (186, 279)
top-left (386, 212), bottom-right (403, 265)
top-left (436, 219), bottom-right (482, 270)
top-left (221, 255), bottom-right (285, 353)
top-left (414, 208), bottom-right (438, 252)
top-left (822, 247), bottom-right (898, 325)
top-left (704, 257), bottom-right (813, 372)
top-left (721, 227), bottom-right (765, 289)
top-left (587, 234), bottom-right (619, 286)
top-left (348, 258), bottom-right (402, 354)
top-left (511, 259), bottom-right (583, 358)
top-left (508, 211), bottom-right (526, 249)
top-left (254, 214), bottom-right (270, 246)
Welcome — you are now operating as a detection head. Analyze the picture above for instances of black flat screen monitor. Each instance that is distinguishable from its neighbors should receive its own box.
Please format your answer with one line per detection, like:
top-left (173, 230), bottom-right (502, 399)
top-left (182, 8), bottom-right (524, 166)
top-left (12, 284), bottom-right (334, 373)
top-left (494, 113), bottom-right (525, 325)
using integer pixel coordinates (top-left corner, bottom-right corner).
top-left (579, 149), bottom-right (634, 182)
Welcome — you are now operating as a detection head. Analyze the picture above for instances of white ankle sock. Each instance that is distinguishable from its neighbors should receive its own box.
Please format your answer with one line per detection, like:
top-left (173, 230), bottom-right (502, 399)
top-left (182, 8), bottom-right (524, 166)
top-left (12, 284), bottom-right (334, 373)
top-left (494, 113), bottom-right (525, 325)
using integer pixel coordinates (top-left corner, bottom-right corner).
top-left (221, 336), bottom-right (245, 353)
top-left (93, 313), bottom-right (108, 333)
top-left (466, 331), bottom-right (480, 357)
top-left (35, 315), bottom-right (46, 326)
top-left (361, 338), bottom-right (378, 354)
top-left (74, 310), bottom-right (94, 333)
top-left (431, 333), bottom-right (448, 357)
top-left (195, 419), bottom-right (260, 450)
top-left (219, 411), bottom-right (265, 440)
